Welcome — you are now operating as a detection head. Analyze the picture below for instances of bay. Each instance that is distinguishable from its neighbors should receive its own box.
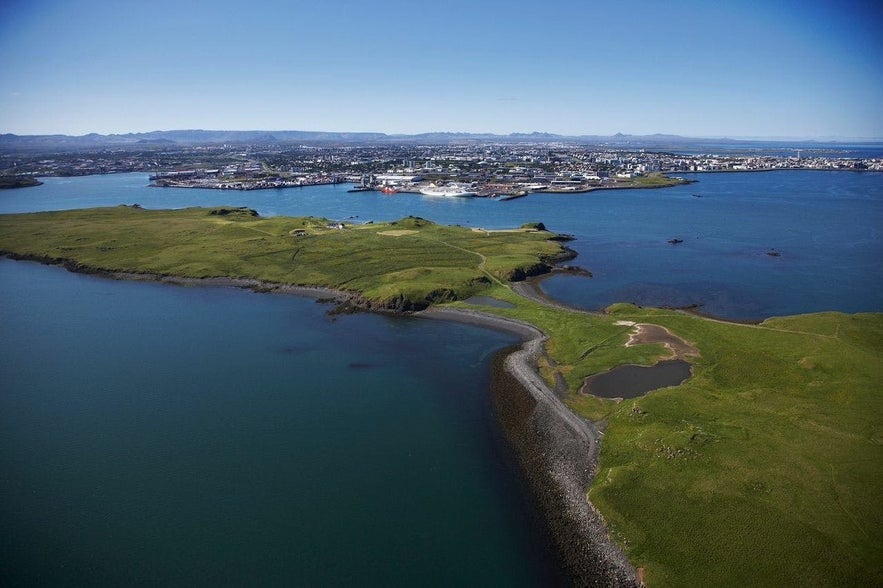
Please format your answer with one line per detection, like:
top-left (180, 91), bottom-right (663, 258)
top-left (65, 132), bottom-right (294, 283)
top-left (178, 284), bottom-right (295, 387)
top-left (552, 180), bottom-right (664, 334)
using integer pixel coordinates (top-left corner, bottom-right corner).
top-left (0, 260), bottom-right (562, 585)
top-left (541, 170), bottom-right (883, 319)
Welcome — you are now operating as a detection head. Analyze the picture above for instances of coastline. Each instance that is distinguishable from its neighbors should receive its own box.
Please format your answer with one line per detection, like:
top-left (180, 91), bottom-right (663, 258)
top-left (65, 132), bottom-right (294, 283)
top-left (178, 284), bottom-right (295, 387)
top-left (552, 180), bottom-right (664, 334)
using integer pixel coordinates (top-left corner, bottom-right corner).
top-left (420, 307), bottom-right (638, 586)
top-left (3, 253), bottom-right (638, 585)
top-left (514, 270), bottom-right (768, 326)
top-left (149, 179), bottom-right (345, 190)
top-left (0, 252), bottom-right (351, 305)
top-left (677, 167), bottom-right (882, 174)
top-left (537, 177), bottom-right (696, 195)
top-left (512, 271), bottom-right (582, 311)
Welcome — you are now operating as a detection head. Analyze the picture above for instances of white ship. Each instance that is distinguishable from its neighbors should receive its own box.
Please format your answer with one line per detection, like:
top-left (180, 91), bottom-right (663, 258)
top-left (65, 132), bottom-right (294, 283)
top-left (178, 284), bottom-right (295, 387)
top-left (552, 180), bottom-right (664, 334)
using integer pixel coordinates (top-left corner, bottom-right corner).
top-left (419, 183), bottom-right (477, 197)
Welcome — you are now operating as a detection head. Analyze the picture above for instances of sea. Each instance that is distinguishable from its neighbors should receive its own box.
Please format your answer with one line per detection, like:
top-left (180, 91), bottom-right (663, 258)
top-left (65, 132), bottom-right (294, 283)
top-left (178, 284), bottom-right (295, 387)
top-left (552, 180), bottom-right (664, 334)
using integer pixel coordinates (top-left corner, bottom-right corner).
top-left (1, 169), bottom-right (881, 584)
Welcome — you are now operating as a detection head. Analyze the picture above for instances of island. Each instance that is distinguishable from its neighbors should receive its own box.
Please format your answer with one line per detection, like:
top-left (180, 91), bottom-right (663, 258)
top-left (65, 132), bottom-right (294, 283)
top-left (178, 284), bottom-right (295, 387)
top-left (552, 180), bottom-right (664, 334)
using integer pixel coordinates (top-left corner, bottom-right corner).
top-left (0, 175), bottom-right (42, 189)
top-left (1, 206), bottom-right (880, 586)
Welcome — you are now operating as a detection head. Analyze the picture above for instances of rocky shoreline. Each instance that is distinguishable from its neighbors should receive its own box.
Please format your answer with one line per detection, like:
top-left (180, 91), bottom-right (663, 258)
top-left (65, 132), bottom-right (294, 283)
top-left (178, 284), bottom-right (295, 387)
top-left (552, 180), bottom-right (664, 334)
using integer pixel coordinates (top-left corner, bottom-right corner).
top-left (421, 308), bottom-right (638, 586)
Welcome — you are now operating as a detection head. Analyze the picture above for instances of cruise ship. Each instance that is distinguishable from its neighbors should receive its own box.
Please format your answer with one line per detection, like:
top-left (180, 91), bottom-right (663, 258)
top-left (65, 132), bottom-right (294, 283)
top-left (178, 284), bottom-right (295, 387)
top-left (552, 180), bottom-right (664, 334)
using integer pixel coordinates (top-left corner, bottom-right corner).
top-left (418, 183), bottom-right (477, 197)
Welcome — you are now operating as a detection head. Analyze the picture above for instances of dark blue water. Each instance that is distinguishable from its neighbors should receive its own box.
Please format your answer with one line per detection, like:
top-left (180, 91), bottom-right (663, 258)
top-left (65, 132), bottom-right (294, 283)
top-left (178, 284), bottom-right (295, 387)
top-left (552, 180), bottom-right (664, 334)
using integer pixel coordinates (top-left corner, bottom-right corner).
top-left (0, 260), bottom-right (562, 585)
top-left (2, 170), bottom-right (880, 319)
top-left (542, 171), bottom-right (883, 319)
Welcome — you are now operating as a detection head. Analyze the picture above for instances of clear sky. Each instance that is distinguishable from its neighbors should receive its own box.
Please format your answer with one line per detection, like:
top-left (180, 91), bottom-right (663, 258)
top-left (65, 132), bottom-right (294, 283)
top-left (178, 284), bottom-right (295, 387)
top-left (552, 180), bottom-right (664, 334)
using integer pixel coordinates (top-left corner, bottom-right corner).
top-left (1, 0), bottom-right (881, 138)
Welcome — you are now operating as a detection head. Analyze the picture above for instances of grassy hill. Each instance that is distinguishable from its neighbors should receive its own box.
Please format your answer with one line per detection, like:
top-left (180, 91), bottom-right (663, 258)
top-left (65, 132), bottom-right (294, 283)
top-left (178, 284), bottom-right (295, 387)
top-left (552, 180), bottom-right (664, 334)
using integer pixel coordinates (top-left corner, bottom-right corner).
top-left (0, 206), bottom-right (566, 310)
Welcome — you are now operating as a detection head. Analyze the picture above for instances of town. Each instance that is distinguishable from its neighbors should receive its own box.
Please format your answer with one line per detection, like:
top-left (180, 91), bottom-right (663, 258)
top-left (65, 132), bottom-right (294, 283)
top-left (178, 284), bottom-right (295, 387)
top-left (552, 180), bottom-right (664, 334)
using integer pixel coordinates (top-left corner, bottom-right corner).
top-left (2, 141), bottom-right (880, 196)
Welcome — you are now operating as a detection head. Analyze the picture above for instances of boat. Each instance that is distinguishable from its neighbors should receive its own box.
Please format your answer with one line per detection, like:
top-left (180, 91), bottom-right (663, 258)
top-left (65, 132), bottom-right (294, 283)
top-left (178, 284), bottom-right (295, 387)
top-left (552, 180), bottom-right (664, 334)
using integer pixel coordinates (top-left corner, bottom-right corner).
top-left (379, 185), bottom-right (397, 194)
top-left (667, 238), bottom-right (684, 244)
top-left (418, 183), bottom-right (476, 197)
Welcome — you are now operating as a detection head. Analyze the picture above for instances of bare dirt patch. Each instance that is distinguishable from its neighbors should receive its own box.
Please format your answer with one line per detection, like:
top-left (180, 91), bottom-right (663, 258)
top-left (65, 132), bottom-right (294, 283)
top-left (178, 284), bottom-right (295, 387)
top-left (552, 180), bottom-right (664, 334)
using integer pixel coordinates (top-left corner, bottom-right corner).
top-left (626, 323), bottom-right (699, 359)
top-left (377, 229), bottom-right (419, 237)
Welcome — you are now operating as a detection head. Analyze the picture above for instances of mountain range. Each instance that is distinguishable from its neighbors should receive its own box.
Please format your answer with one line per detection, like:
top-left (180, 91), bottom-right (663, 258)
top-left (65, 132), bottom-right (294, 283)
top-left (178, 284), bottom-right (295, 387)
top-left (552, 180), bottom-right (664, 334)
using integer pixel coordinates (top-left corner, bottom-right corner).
top-left (1, 130), bottom-right (880, 151)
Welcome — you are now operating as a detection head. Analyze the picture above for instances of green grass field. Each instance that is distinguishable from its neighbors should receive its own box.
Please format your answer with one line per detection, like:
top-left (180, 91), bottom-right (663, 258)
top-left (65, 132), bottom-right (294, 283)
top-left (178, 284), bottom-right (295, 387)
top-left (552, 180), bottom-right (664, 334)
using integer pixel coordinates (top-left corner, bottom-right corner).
top-left (588, 308), bottom-right (882, 586)
top-left (0, 206), bottom-right (564, 309)
top-left (1, 206), bottom-right (880, 585)
top-left (454, 292), bottom-right (883, 586)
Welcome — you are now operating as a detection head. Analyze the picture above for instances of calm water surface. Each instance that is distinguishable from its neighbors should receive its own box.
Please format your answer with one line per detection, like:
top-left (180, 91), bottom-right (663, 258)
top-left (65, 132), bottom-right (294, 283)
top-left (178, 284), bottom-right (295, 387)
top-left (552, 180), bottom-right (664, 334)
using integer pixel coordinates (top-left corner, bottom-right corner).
top-left (0, 260), bottom-right (562, 585)
top-left (541, 171), bottom-right (883, 319)
top-left (585, 360), bottom-right (692, 399)
top-left (2, 169), bottom-right (879, 319)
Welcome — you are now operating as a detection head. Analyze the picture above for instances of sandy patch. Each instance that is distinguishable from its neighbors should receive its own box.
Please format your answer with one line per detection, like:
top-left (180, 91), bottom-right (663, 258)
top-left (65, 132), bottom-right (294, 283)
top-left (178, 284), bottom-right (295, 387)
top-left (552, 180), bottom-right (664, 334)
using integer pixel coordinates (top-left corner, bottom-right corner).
top-left (625, 323), bottom-right (699, 359)
top-left (377, 229), bottom-right (419, 237)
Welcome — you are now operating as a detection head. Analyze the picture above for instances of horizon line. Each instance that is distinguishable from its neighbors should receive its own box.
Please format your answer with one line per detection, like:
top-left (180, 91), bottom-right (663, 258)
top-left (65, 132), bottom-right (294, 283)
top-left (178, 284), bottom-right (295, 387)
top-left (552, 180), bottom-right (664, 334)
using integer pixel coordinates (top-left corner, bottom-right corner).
top-left (3, 129), bottom-right (883, 143)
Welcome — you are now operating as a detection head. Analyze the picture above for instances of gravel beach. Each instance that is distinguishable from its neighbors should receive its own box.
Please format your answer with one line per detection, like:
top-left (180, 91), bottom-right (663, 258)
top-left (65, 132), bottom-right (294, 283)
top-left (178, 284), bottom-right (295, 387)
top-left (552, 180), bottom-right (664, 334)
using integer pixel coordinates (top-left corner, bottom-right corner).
top-left (420, 308), bottom-right (638, 586)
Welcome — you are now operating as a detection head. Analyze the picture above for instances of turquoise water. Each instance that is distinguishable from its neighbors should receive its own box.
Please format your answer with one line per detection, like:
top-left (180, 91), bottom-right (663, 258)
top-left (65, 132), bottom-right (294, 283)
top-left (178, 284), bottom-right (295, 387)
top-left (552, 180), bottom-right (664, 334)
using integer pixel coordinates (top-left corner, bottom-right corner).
top-left (2, 169), bottom-right (879, 319)
top-left (0, 260), bottom-right (562, 585)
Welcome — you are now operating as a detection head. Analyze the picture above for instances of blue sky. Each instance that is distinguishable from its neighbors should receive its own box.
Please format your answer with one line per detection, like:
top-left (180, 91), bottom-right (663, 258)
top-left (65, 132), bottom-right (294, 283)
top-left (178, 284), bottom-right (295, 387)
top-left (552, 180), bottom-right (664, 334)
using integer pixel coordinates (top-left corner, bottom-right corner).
top-left (1, 0), bottom-right (881, 138)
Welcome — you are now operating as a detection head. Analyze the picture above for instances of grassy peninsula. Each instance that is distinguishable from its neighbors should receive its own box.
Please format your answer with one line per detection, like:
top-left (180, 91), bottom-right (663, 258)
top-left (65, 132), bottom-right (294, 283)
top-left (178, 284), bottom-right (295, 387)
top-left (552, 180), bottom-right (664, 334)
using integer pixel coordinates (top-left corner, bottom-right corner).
top-left (0, 206), bottom-right (567, 310)
top-left (1, 206), bottom-right (880, 586)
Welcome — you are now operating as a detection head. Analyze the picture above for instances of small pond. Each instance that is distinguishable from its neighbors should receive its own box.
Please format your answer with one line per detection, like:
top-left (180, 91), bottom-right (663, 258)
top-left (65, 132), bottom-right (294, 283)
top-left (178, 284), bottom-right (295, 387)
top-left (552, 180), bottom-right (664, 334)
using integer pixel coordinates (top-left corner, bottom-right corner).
top-left (584, 359), bottom-right (692, 399)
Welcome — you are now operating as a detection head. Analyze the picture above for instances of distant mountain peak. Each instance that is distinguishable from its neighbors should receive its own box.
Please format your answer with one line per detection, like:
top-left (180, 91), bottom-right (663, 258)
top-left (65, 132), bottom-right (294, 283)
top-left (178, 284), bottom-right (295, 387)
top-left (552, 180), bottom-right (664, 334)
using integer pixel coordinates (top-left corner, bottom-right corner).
top-left (1, 130), bottom-right (880, 151)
